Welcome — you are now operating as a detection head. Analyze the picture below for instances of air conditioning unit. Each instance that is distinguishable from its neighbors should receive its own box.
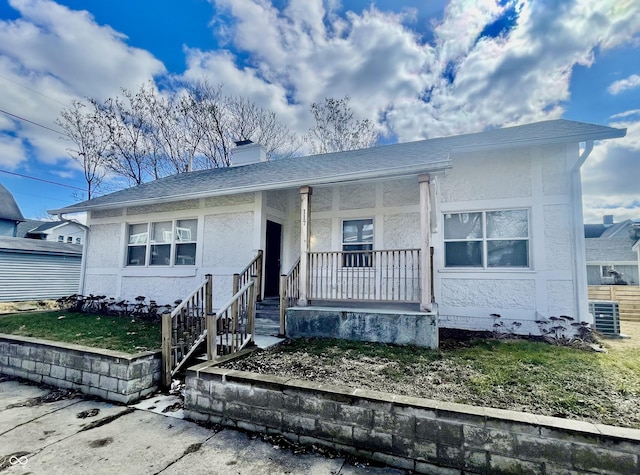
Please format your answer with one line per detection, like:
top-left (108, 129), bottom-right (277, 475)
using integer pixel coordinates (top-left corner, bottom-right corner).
top-left (588, 300), bottom-right (620, 336)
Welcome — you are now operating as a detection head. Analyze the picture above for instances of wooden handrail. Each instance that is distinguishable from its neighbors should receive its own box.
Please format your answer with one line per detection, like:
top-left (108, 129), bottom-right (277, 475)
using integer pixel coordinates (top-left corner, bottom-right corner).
top-left (279, 258), bottom-right (300, 336)
top-left (162, 274), bottom-right (212, 387)
top-left (207, 275), bottom-right (257, 360)
top-left (234, 250), bottom-right (263, 302)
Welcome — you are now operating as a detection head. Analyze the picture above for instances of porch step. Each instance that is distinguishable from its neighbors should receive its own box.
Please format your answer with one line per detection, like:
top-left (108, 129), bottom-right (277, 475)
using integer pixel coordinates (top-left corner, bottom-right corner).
top-left (255, 297), bottom-right (282, 337)
top-left (255, 316), bottom-right (281, 336)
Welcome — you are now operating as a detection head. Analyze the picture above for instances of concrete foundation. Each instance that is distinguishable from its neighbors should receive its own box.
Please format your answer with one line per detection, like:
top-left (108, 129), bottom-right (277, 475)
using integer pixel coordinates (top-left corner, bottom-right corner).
top-left (285, 307), bottom-right (438, 349)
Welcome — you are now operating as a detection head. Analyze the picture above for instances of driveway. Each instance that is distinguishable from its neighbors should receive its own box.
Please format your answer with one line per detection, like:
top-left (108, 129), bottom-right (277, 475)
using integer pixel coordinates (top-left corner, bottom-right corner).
top-left (0, 377), bottom-right (404, 475)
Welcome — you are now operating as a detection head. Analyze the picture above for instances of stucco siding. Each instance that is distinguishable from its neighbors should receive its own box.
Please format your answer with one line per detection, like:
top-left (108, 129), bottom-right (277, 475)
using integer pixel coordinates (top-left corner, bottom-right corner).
top-left (126, 199), bottom-right (199, 216)
top-left (202, 211), bottom-right (255, 267)
top-left (266, 190), bottom-right (287, 212)
top-left (86, 223), bottom-right (122, 269)
top-left (546, 280), bottom-right (575, 316)
top-left (440, 150), bottom-right (532, 203)
top-left (441, 278), bottom-right (536, 310)
top-left (204, 192), bottom-right (254, 207)
top-left (310, 187), bottom-right (332, 212)
top-left (310, 218), bottom-right (332, 252)
top-left (120, 276), bottom-right (197, 304)
top-left (339, 183), bottom-right (376, 210)
top-left (84, 274), bottom-right (118, 299)
top-left (541, 145), bottom-right (568, 195)
top-left (544, 204), bottom-right (573, 271)
top-left (383, 179), bottom-right (419, 207)
top-left (383, 213), bottom-right (420, 249)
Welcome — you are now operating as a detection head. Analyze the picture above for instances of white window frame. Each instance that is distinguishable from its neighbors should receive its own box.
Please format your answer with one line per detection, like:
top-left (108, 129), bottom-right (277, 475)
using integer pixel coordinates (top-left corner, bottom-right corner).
top-left (341, 218), bottom-right (374, 268)
top-left (443, 209), bottom-right (530, 269)
top-left (125, 218), bottom-right (198, 267)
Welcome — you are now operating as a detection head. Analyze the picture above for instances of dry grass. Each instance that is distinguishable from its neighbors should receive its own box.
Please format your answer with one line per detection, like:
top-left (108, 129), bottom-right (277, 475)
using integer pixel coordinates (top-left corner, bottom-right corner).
top-left (224, 326), bottom-right (640, 429)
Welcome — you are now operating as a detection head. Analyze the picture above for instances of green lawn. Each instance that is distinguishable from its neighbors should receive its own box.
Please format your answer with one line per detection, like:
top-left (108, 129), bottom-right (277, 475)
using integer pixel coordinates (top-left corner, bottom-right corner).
top-left (0, 311), bottom-right (161, 353)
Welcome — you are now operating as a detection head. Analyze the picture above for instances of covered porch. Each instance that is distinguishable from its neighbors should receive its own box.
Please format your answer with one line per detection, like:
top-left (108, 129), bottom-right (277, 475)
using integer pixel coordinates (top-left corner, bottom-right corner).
top-left (277, 176), bottom-right (438, 348)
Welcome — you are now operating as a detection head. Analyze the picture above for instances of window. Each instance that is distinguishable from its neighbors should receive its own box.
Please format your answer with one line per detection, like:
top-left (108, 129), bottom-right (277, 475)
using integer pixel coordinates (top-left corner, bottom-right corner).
top-left (444, 210), bottom-right (529, 268)
top-left (126, 219), bottom-right (198, 266)
top-left (75, 237), bottom-right (82, 244)
top-left (342, 219), bottom-right (373, 267)
top-left (66, 236), bottom-right (73, 243)
top-left (57, 235), bottom-right (64, 242)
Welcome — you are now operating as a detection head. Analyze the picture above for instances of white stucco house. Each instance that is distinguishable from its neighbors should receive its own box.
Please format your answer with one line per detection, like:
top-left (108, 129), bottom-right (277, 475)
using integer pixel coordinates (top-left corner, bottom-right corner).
top-left (50, 119), bottom-right (625, 335)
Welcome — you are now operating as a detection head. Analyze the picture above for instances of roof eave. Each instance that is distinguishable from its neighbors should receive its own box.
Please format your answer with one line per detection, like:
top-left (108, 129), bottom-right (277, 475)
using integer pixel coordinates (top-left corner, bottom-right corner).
top-left (449, 128), bottom-right (627, 154)
top-left (49, 159), bottom-right (451, 215)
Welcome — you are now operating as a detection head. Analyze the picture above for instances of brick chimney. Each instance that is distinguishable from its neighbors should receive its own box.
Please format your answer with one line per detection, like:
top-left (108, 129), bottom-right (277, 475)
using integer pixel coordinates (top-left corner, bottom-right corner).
top-left (231, 140), bottom-right (267, 167)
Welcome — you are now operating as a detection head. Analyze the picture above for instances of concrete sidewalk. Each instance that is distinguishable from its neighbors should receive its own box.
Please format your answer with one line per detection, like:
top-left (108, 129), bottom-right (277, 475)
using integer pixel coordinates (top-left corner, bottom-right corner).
top-left (0, 377), bottom-right (405, 475)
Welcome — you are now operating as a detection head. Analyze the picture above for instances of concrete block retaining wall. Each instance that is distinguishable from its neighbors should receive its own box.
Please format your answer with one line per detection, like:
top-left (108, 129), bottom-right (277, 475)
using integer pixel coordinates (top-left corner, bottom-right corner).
top-left (0, 334), bottom-right (161, 404)
top-left (185, 365), bottom-right (640, 475)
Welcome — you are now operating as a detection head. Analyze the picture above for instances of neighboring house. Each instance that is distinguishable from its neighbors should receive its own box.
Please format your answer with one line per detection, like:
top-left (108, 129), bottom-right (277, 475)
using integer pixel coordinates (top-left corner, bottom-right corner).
top-left (50, 120), bottom-right (626, 334)
top-left (0, 183), bottom-right (25, 237)
top-left (0, 183), bottom-right (83, 301)
top-left (21, 219), bottom-right (85, 245)
top-left (0, 237), bottom-right (83, 302)
top-left (585, 216), bottom-right (640, 285)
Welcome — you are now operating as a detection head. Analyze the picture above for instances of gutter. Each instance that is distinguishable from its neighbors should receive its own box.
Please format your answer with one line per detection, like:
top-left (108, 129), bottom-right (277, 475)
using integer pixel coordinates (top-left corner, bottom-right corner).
top-left (570, 140), bottom-right (594, 324)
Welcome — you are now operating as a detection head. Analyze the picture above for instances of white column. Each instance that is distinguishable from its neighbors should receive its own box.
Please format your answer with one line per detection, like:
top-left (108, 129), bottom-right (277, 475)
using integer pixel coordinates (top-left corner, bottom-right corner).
top-left (419, 174), bottom-right (432, 312)
top-left (298, 186), bottom-right (312, 306)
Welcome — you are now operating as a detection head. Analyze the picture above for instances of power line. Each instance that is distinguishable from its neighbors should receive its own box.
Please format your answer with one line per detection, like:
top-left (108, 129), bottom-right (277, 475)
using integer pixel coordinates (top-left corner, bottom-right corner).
top-left (0, 107), bottom-right (67, 136)
top-left (0, 73), bottom-right (70, 108)
top-left (0, 169), bottom-right (85, 191)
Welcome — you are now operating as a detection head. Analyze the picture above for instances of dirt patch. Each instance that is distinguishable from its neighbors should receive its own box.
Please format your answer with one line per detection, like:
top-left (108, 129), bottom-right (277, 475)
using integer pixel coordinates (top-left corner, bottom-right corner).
top-left (6, 387), bottom-right (79, 409)
top-left (0, 300), bottom-right (59, 314)
top-left (223, 333), bottom-right (640, 429)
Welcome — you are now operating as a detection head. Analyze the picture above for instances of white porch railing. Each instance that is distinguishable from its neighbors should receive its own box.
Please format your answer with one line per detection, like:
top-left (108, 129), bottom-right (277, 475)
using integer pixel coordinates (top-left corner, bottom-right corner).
top-left (308, 249), bottom-right (421, 303)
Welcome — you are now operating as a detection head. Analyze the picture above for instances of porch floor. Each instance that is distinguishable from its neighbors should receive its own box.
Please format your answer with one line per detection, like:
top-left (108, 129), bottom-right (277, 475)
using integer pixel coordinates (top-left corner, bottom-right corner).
top-left (304, 300), bottom-right (432, 315)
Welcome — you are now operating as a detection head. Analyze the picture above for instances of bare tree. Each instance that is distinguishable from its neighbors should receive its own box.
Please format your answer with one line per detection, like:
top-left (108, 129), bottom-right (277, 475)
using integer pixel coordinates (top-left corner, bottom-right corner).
top-left (93, 85), bottom-right (155, 186)
top-left (227, 95), bottom-right (301, 160)
top-left (57, 81), bottom-right (303, 193)
top-left (306, 96), bottom-right (378, 154)
top-left (56, 101), bottom-right (109, 200)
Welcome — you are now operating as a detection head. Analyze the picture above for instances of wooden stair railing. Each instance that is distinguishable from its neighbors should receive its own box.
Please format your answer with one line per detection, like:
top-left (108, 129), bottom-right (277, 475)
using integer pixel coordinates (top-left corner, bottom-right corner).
top-left (161, 274), bottom-right (212, 387)
top-left (279, 257), bottom-right (300, 336)
top-left (207, 276), bottom-right (257, 360)
top-left (234, 250), bottom-right (263, 303)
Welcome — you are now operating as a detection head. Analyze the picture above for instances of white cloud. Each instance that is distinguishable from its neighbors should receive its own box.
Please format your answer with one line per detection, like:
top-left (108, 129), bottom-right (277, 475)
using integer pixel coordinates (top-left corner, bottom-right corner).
top-left (195, 0), bottom-right (640, 142)
top-left (582, 119), bottom-right (640, 222)
top-left (610, 109), bottom-right (640, 120)
top-left (0, 134), bottom-right (25, 168)
top-left (0, 0), bottom-right (165, 167)
top-left (608, 74), bottom-right (640, 95)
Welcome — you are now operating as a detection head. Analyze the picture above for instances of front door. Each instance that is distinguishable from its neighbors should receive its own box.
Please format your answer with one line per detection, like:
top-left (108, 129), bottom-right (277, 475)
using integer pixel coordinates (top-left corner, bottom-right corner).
top-left (264, 221), bottom-right (282, 297)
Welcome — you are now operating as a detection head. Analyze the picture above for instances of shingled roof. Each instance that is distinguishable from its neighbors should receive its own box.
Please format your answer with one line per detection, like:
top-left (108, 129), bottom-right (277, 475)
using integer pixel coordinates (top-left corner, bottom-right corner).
top-left (0, 183), bottom-right (25, 222)
top-left (49, 119), bottom-right (626, 214)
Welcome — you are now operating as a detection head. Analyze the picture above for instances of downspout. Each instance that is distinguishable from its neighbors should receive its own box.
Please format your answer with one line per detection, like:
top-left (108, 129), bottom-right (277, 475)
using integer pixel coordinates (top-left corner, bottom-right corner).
top-left (570, 141), bottom-right (594, 324)
top-left (59, 214), bottom-right (89, 296)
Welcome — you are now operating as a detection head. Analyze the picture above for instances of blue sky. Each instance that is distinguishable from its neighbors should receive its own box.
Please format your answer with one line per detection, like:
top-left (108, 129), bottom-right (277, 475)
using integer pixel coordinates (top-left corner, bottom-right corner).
top-left (0, 0), bottom-right (639, 223)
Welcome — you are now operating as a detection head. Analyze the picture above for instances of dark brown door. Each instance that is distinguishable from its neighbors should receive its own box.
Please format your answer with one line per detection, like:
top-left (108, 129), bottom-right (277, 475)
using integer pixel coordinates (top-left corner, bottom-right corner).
top-left (264, 221), bottom-right (282, 297)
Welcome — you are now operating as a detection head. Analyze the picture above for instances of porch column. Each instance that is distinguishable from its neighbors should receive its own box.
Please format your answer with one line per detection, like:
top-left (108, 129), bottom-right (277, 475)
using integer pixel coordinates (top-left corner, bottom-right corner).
top-left (419, 174), bottom-right (433, 312)
top-left (298, 185), bottom-right (312, 306)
